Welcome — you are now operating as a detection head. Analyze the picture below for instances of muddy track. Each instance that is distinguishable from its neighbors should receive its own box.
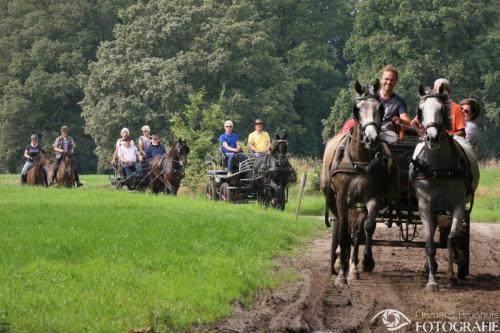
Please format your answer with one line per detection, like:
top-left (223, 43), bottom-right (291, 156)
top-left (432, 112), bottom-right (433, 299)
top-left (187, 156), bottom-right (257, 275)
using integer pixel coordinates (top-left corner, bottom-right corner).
top-left (191, 223), bottom-right (500, 333)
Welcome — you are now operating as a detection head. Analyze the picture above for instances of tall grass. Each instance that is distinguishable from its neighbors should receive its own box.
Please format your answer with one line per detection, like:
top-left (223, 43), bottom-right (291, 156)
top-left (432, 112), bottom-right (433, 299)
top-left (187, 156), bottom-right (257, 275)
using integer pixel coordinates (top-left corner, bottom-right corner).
top-left (0, 181), bottom-right (320, 332)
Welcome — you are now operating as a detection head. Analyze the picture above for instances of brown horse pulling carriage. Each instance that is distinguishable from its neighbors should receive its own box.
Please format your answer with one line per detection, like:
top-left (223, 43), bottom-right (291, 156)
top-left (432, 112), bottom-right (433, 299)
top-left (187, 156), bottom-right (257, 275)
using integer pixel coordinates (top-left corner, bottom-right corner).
top-left (322, 81), bottom-right (478, 290)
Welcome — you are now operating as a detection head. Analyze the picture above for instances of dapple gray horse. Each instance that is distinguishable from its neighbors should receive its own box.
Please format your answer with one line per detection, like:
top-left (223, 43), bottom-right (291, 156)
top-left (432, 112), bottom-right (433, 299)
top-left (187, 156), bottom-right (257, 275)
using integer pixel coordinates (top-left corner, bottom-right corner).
top-left (321, 80), bottom-right (396, 287)
top-left (411, 84), bottom-right (479, 291)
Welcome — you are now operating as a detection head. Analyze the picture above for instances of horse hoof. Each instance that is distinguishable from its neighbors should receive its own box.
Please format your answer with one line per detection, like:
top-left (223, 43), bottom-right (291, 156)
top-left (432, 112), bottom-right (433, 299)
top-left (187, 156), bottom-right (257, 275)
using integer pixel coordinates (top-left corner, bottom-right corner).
top-left (362, 257), bottom-right (375, 272)
top-left (447, 277), bottom-right (458, 289)
top-left (425, 282), bottom-right (439, 292)
top-left (347, 271), bottom-right (360, 281)
top-left (334, 276), bottom-right (347, 288)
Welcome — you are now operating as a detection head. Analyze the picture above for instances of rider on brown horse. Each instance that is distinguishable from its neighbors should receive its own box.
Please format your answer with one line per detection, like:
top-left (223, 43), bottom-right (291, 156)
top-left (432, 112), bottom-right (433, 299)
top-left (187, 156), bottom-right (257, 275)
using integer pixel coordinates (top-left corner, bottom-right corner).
top-left (21, 134), bottom-right (44, 185)
top-left (49, 125), bottom-right (83, 187)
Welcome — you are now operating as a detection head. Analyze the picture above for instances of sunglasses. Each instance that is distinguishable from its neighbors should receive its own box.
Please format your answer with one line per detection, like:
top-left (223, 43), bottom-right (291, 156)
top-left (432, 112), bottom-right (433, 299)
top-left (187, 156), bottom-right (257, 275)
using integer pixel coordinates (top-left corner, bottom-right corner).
top-left (225, 126), bottom-right (232, 128)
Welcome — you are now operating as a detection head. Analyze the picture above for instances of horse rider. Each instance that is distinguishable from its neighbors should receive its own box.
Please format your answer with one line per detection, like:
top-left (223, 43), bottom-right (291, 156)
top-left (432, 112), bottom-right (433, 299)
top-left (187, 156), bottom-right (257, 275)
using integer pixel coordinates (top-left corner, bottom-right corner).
top-left (219, 120), bottom-right (247, 175)
top-left (411, 78), bottom-right (466, 137)
top-left (118, 137), bottom-right (144, 178)
top-left (146, 134), bottom-right (166, 161)
top-left (248, 118), bottom-right (271, 157)
top-left (20, 134), bottom-right (43, 185)
top-left (460, 98), bottom-right (481, 151)
top-left (138, 125), bottom-right (152, 160)
top-left (112, 128), bottom-right (136, 164)
top-left (50, 125), bottom-right (83, 187)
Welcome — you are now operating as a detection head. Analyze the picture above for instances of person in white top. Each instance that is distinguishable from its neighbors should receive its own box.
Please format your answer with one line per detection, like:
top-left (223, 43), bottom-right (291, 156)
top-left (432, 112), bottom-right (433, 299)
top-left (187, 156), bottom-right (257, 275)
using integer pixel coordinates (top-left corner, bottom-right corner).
top-left (112, 128), bottom-right (138, 163)
top-left (119, 138), bottom-right (143, 178)
top-left (459, 99), bottom-right (481, 152)
top-left (138, 125), bottom-right (151, 159)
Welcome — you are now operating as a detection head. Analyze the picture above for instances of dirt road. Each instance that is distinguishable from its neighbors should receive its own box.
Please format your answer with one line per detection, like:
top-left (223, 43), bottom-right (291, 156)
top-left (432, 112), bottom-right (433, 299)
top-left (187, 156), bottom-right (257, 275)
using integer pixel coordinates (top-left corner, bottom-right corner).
top-left (192, 223), bottom-right (500, 333)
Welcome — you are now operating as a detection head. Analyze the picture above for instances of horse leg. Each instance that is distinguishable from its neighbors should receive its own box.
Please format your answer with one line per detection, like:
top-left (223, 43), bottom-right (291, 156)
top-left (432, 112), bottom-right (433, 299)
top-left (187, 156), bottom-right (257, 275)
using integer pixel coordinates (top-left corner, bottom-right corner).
top-left (447, 206), bottom-right (465, 288)
top-left (334, 195), bottom-right (349, 288)
top-left (348, 209), bottom-right (365, 281)
top-left (420, 207), bottom-right (439, 291)
top-left (362, 200), bottom-right (378, 272)
top-left (331, 216), bottom-right (340, 275)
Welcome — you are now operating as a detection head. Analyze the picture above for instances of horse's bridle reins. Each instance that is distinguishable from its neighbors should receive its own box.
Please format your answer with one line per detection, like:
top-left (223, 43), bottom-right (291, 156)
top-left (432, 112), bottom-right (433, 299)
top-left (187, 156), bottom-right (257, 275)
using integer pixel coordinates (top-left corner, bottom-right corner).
top-left (353, 94), bottom-right (383, 143)
top-left (418, 94), bottom-right (447, 140)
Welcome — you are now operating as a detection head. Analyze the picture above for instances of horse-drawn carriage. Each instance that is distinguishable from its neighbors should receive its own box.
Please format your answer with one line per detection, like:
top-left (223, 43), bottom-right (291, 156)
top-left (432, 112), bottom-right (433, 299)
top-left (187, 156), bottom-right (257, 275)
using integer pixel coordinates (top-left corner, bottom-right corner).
top-left (205, 133), bottom-right (297, 210)
top-left (109, 138), bottom-right (190, 194)
top-left (323, 81), bottom-right (479, 290)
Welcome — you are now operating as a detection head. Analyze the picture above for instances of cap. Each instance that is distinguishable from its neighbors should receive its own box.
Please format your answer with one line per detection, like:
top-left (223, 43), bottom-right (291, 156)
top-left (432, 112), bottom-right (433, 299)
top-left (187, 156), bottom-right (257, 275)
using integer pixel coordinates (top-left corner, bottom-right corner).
top-left (224, 120), bottom-right (233, 127)
top-left (254, 119), bottom-right (263, 125)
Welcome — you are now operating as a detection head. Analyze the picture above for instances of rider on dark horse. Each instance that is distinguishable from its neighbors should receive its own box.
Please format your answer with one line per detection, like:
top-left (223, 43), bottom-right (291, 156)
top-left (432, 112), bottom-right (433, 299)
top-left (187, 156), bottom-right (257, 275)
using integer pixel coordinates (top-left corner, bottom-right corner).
top-left (21, 134), bottom-right (44, 185)
top-left (49, 125), bottom-right (83, 187)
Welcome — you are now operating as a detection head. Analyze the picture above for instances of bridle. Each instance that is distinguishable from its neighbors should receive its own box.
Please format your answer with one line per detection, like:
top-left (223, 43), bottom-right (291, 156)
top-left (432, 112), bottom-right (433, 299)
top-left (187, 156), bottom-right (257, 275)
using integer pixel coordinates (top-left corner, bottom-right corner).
top-left (418, 94), bottom-right (447, 140)
top-left (354, 94), bottom-right (383, 143)
top-left (272, 139), bottom-right (288, 167)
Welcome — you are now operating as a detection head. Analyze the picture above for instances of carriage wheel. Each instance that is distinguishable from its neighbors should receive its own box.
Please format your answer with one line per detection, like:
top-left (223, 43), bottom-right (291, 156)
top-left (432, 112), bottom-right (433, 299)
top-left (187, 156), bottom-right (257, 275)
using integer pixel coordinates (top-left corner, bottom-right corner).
top-left (457, 215), bottom-right (470, 279)
top-left (206, 181), bottom-right (218, 200)
top-left (220, 183), bottom-right (233, 203)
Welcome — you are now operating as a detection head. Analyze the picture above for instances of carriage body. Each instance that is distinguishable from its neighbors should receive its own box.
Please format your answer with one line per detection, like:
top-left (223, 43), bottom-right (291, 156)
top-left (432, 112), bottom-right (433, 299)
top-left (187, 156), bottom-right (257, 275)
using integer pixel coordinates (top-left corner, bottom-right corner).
top-left (368, 131), bottom-right (472, 278)
top-left (109, 162), bottom-right (150, 191)
top-left (205, 152), bottom-right (293, 209)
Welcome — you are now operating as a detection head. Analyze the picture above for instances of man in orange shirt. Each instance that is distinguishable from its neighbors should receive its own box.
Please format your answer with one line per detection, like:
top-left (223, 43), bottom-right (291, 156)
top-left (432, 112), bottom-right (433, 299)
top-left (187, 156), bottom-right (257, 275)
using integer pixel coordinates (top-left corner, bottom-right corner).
top-left (411, 78), bottom-right (465, 137)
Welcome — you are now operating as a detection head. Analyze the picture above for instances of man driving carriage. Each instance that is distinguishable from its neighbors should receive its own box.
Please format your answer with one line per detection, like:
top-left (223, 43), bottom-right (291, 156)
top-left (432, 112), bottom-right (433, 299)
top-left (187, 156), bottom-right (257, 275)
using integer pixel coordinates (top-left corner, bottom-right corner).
top-left (248, 119), bottom-right (271, 157)
top-left (49, 126), bottom-right (83, 187)
top-left (219, 120), bottom-right (247, 175)
top-left (118, 137), bottom-right (144, 178)
top-left (20, 134), bottom-right (43, 185)
top-left (145, 134), bottom-right (166, 161)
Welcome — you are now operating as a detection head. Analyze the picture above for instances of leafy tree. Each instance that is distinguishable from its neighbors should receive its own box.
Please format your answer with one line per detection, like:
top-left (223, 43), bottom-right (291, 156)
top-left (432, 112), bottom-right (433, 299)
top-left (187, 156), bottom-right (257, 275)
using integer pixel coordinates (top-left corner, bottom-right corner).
top-left (322, 0), bottom-right (500, 159)
top-left (82, 0), bottom-right (302, 170)
top-left (0, 0), bottom-right (134, 173)
top-left (170, 89), bottom-right (225, 191)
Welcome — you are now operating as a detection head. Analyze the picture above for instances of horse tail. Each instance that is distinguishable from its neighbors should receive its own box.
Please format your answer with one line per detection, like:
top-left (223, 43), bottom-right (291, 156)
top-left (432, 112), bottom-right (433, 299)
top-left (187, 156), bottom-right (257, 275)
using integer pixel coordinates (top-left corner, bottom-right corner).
top-left (324, 186), bottom-right (331, 228)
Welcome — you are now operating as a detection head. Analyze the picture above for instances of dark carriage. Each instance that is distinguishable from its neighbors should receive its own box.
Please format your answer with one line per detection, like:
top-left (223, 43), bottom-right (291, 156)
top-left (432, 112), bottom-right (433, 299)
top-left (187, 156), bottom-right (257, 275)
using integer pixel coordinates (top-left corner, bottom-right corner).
top-left (354, 129), bottom-right (472, 279)
top-left (205, 134), bottom-right (297, 210)
top-left (109, 162), bottom-right (150, 191)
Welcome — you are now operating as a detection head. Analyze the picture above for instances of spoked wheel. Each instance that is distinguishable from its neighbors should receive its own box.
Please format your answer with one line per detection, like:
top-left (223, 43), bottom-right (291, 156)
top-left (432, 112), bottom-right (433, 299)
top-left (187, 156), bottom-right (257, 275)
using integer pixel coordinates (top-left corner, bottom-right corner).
top-left (206, 181), bottom-right (218, 200)
top-left (220, 183), bottom-right (233, 203)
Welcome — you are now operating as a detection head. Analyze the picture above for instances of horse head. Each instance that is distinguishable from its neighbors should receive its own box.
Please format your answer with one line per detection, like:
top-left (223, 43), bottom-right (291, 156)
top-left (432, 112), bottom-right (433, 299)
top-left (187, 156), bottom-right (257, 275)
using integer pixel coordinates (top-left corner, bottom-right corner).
top-left (272, 132), bottom-right (288, 167)
top-left (35, 150), bottom-right (50, 167)
top-left (417, 84), bottom-right (451, 149)
top-left (172, 138), bottom-right (190, 167)
top-left (353, 80), bottom-right (384, 150)
top-left (61, 152), bottom-right (75, 165)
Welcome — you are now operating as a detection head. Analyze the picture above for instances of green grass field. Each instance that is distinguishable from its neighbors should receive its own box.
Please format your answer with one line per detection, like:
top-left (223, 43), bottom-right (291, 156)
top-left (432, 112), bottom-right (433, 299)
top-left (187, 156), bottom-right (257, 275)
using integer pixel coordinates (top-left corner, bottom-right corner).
top-left (0, 177), bottom-right (321, 332)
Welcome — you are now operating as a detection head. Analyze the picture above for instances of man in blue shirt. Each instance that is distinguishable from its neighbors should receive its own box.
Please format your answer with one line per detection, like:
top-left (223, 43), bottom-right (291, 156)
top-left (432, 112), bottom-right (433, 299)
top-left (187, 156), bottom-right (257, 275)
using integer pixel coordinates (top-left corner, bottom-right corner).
top-left (146, 134), bottom-right (166, 161)
top-left (219, 120), bottom-right (247, 174)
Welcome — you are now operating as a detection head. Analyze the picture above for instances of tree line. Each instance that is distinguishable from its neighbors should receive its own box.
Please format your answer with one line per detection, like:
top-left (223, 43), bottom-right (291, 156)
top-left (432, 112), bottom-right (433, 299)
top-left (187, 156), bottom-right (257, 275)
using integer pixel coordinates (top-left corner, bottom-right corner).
top-left (0, 0), bottom-right (498, 173)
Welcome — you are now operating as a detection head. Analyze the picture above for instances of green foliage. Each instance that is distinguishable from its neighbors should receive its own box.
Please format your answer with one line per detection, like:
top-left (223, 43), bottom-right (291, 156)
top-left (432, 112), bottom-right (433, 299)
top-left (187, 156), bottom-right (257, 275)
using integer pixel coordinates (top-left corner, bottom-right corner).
top-left (0, 0), bottom-right (134, 173)
top-left (170, 89), bottom-right (225, 191)
top-left (0, 181), bottom-right (319, 332)
top-left (322, 0), bottom-right (500, 160)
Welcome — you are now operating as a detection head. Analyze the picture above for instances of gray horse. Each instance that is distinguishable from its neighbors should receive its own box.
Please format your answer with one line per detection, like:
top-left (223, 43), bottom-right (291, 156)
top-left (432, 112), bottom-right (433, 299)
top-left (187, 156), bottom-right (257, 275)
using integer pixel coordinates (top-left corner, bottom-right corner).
top-left (321, 80), bottom-right (396, 287)
top-left (411, 84), bottom-right (479, 291)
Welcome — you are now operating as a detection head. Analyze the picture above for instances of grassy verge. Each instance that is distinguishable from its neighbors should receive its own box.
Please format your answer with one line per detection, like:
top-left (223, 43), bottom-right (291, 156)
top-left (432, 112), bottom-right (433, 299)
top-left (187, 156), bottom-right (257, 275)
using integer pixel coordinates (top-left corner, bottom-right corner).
top-left (0, 179), bottom-right (320, 332)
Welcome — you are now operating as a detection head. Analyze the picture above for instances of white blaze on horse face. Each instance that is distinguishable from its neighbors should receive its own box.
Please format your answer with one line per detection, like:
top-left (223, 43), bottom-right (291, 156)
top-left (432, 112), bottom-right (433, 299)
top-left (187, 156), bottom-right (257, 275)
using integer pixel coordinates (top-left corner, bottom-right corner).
top-left (420, 98), bottom-right (442, 142)
top-left (358, 99), bottom-right (381, 143)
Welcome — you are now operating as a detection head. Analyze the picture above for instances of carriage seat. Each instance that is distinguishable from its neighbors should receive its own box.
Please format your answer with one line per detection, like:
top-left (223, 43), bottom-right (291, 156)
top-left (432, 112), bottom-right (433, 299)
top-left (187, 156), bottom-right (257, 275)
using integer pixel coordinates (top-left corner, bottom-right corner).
top-left (219, 147), bottom-right (228, 168)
